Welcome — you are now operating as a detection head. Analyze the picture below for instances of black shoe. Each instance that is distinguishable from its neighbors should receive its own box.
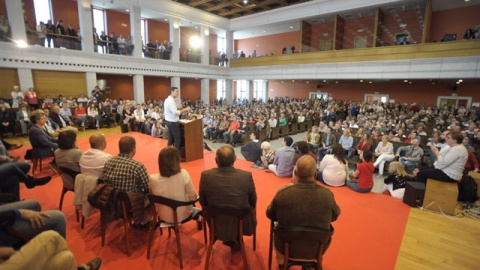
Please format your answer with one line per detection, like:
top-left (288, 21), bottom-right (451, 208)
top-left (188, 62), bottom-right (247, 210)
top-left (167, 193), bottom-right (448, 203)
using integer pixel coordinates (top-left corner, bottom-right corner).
top-left (25, 176), bottom-right (52, 189)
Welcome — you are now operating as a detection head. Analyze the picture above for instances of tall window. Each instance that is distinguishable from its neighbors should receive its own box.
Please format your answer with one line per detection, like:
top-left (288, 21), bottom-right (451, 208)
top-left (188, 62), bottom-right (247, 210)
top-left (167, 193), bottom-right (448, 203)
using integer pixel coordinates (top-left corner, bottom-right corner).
top-left (217, 80), bottom-right (226, 99)
top-left (33, 0), bottom-right (52, 25)
top-left (217, 37), bottom-right (226, 53)
top-left (253, 80), bottom-right (266, 101)
top-left (236, 80), bottom-right (247, 100)
top-left (93, 8), bottom-right (106, 53)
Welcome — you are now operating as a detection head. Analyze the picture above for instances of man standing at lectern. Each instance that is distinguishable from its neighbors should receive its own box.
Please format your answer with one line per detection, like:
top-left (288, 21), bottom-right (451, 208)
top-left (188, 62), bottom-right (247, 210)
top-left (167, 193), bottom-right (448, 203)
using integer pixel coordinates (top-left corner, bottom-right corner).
top-left (164, 87), bottom-right (191, 150)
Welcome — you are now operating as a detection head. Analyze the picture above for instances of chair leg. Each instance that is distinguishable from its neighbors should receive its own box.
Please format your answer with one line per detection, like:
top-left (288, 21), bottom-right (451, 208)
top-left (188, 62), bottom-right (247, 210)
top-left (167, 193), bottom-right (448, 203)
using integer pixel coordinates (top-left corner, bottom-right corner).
top-left (239, 221), bottom-right (249, 270)
top-left (283, 243), bottom-right (289, 270)
top-left (174, 225), bottom-right (184, 269)
top-left (101, 221), bottom-right (106, 246)
top-left (75, 207), bottom-right (80, 223)
top-left (81, 215), bottom-right (85, 229)
top-left (253, 228), bottom-right (256, 251)
top-left (121, 201), bottom-right (131, 256)
top-left (59, 187), bottom-right (68, 210)
top-left (204, 220), bottom-right (215, 270)
top-left (203, 218), bottom-right (207, 244)
top-left (39, 158), bottom-right (43, 172)
top-left (32, 157), bottom-right (37, 176)
top-left (147, 219), bottom-right (157, 259)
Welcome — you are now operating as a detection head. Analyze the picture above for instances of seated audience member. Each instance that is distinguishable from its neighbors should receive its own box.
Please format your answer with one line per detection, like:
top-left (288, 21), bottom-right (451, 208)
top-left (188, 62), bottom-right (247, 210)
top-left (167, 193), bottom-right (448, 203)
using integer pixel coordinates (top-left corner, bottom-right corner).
top-left (404, 131), bottom-right (419, 144)
top-left (54, 130), bottom-right (81, 190)
top-left (199, 145), bottom-right (257, 250)
top-left (151, 119), bottom-right (167, 138)
top-left (15, 104), bottom-right (30, 136)
top-left (395, 138), bottom-right (424, 170)
top-left (258, 141), bottom-right (275, 169)
top-left (339, 129), bottom-right (354, 157)
top-left (292, 141), bottom-right (317, 165)
top-left (266, 155), bottom-right (340, 268)
top-left (79, 133), bottom-right (112, 178)
top-left (73, 103), bottom-right (87, 128)
top-left (240, 132), bottom-right (262, 163)
top-left (373, 135), bottom-right (395, 176)
top-left (0, 230), bottom-right (102, 270)
top-left (59, 103), bottom-right (72, 120)
top-left (149, 146), bottom-right (201, 225)
top-left (318, 144), bottom-right (348, 187)
top-left (212, 115), bottom-right (229, 142)
top-left (355, 133), bottom-right (372, 156)
top-left (223, 116), bottom-right (240, 145)
top-left (103, 136), bottom-right (149, 193)
top-left (232, 119), bottom-right (251, 145)
top-left (266, 114), bottom-right (278, 140)
top-left (305, 125), bottom-right (320, 153)
top-left (465, 148), bottom-right (479, 173)
top-left (416, 131), bottom-right (468, 183)
top-left (388, 130), bottom-right (401, 142)
top-left (0, 141), bottom-right (51, 198)
top-left (133, 104), bottom-right (145, 133)
top-left (0, 200), bottom-right (66, 249)
top-left (318, 127), bottom-right (336, 161)
top-left (382, 161), bottom-right (412, 199)
top-left (87, 103), bottom-right (100, 129)
top-left (347, 150), bottom-right (374, 193)
top-left (49, 105), bottom-right (77, 133)
top-left (0, 105), bottom-right (14, 136)
top-left (268, 136), bottom-right (295, 177)
top-left (29, 112), bottom-right (58, 159)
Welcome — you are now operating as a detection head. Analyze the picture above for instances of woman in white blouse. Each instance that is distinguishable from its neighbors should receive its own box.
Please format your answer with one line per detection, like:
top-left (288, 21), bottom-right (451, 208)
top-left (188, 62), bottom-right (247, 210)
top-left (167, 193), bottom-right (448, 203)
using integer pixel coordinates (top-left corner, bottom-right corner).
top-left (11, 85), bottom-right (24, 109)
top-left (318, 144), bottom-right (349, 186)
top-left (373, 135), bottom-right (394, 176)
top-left (87, 103), bottom-right (100, 129)
top-left (149, 146), bottom-right (200, 224)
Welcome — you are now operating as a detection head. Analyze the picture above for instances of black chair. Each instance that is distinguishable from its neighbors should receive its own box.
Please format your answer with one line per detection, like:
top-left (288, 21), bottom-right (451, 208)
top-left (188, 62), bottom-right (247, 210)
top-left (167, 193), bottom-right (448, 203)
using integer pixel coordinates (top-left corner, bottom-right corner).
top-left (146, 195), bottom-right (206, 269)
top-left (268, 223), bottom-right (334, 270)
top-left (203, 205), bottom-right (256, 270)
top-left (57, 166), bottom-right (83, 228)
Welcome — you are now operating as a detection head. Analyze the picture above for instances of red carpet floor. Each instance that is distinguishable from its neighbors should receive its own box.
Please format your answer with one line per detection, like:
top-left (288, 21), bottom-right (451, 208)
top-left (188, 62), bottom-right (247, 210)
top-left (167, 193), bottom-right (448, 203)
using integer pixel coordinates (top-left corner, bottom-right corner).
top-left (13, 133), bottom-right (411, 270)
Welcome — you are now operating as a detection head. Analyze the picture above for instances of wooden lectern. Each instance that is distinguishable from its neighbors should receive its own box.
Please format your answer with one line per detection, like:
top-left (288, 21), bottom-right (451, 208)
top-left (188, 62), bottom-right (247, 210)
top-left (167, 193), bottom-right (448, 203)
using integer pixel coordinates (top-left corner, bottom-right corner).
top-left (179, 119), bottom-right (204, 162)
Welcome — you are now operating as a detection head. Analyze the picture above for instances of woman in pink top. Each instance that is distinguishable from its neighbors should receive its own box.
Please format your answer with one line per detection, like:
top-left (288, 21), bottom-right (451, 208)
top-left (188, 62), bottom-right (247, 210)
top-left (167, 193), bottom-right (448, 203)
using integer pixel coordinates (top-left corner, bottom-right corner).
top-left (317, 144), bottom-right (348, 186)
top-left (149, 146), bottom-right (201, 225)
top-left (347, 150), bottom-right (374, 193)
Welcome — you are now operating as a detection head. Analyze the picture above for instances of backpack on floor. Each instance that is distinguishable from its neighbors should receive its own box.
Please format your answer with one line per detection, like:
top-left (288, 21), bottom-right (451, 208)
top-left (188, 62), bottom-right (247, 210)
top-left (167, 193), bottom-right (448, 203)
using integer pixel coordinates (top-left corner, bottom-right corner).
top-left (458, 175), bottom-right (478, 203)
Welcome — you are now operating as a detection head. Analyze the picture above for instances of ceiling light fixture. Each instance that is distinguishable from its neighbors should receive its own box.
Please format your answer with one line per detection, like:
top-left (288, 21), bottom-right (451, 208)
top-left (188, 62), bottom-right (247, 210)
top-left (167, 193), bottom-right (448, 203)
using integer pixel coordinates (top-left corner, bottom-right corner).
top-left (243, 0), bottom-right (248, 4)
top-left (125, 9), bottom-right (129, 12)
top-left (289, 26), bottom-right (293, 29)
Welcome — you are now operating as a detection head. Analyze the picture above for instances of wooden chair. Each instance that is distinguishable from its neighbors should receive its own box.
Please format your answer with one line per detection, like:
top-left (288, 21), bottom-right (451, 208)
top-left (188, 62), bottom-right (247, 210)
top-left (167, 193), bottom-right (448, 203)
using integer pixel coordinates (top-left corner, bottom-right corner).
top-left (100, 191), bottom-right (134, 256)
top-left (203, 206), bottom-right (256, 270)
top-left (147, 195), bottom-right (206, 269)
top-left (280, 125), bottom-right (289, 137)
top-left (290, 123), bottom-right (298, 135)
top-left (31, 149), bottom-right (56, 176)
top-left (271, 126), bottom-right (280, 140)
top-left (58, 166), bottom-right (84, 228)
top-left (268, 224), bottom-right (334, 270)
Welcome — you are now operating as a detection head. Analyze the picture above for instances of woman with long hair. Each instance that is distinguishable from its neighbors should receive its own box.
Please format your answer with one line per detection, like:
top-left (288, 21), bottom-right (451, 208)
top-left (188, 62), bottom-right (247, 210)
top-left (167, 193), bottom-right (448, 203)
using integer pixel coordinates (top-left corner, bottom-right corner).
top-left (317, 143), bottom-right (349, 186)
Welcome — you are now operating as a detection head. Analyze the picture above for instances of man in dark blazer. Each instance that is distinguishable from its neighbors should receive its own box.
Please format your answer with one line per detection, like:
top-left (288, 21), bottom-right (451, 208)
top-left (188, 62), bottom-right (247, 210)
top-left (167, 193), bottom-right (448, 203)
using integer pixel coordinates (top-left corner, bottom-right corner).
top-left (28, 112), bottom-right (58, 159)
top-left (49, 105), bottom-right (78, 133)
top-left (318, 127), bottom-right (336, 161)
top-left (266, 155), bottom-right (340, 267)
top-left (199, 145), bottom-right (257, 250)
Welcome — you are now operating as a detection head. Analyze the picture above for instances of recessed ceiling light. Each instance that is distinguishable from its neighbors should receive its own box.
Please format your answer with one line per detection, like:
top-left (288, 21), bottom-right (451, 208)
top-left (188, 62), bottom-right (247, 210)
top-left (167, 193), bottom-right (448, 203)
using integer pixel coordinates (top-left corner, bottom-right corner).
top-left (458, 79), bottom-right (463, 82)
top-left (409, 81), bottom-right (412, 84)
top-left (195, 26), bottom-right (198, 29)
top-left (360, 80), bottom-right (363, 82)
top-left (404, 80), bottom-right (408, 82)
top-left (289, 26), bottom-right (293, 29)
top-left (335, 81), bottom-right (338, 84)
top-left (164, 19), bottom-right (168, 22)
top-left (292, 80), bottom-right (295, 82)
top-left (323, 80), bottom-right (326, 82)
top-left (263, 30), bottom-right (266, 33)
top-left (243, 0), bottom-right (248, 4)
top-left (456, 81), bottom-right (460, 84)
top-left (369, 81), bottom-right (372, 84)
top-left (306, 81), bottom-right (309, 83)
top-left (125, 9), bottom-right (129, 12)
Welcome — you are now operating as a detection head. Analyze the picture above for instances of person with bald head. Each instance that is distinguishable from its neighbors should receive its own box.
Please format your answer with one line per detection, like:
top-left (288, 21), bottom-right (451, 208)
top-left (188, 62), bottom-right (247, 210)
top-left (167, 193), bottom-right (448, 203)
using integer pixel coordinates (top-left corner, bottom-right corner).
top-left (79, 133), bottom-right (112, 178)
top-left (266, 155), bottom-right (340, 267)
top-left (199, 145), bottom-right (257, 251)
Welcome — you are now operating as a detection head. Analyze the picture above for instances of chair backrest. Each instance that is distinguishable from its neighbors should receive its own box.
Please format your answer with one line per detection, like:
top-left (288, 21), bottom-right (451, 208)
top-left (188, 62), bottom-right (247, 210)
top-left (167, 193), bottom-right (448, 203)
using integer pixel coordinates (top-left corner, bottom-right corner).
top-left (203, 205), bottom-right (252, 220)
top-left (274, 225), bottom-right (334, 261)
top-left (148, 194), bottom-right (197, 211)
top-left (58, 166), bottom-right (80, 190)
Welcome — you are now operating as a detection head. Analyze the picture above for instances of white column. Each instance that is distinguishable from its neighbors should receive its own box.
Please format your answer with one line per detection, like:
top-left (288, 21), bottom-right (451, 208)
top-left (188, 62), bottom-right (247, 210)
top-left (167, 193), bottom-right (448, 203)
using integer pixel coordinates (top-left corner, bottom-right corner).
top-left (17, 68), bottom-right (34, 91)
top-left (225, 31), bottom-right (234, 66)
top-left (262, 80), bottom-right (268, 102)
top-left (169, 18), bottom-right (180, 62)
top-left (130, 5), bottom-right (142, 58)
top-left (133, 75), bottom-right (145, 103)
top-left (248, 80), bottom-right (254, 101)
top-left (85, 72), bottom-right (97, 97)
top-left (78, 0), bottom-right (94, 53)
top-left (201, 78), bottom-right (209, 105)
top-left (5, 0), bottom-right (27, 42)
top-left (201, 25), bottom-right (210, 65)
top-left (225, 79), bottom-right (233, 104)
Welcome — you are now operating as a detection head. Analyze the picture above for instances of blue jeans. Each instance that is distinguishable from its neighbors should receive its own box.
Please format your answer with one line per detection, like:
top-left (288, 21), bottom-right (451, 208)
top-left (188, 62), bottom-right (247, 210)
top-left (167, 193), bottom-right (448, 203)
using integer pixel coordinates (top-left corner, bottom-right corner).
top-left (399, 157), bottom-right (417, 170)
top-left (0, 200), bottom-right (66, 249)
top-left (346, 179), bottom-right (372, 193)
